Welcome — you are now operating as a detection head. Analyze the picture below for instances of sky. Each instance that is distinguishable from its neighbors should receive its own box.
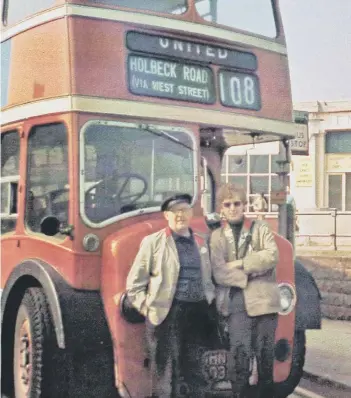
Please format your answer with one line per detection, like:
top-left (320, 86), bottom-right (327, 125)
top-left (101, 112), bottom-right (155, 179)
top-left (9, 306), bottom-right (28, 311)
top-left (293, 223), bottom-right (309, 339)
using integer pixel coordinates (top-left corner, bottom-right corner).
top-left (279, 0), bottom-right (351, 103)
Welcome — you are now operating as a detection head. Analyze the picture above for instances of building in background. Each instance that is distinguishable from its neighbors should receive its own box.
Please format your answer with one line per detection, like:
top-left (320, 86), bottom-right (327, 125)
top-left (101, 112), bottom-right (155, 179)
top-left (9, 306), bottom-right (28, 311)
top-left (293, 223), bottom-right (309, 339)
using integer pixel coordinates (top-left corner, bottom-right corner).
top-left (293, 100), bottom-right (351, 212)
top-left (220, 100), bottom-right (351, 246)
top-left (221, 100), bottom-right (351, 213)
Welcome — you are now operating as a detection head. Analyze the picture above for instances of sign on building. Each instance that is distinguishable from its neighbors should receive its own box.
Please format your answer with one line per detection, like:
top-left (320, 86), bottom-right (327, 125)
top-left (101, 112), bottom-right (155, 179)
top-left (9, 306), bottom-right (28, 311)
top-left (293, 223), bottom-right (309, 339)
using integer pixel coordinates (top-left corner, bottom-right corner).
top-left (326, 154), bottom-right (351, 172)
top-left (290, 123), bottom-right (309, 155)
top-left (291, 110), bottom-right (309, 156)
top-left (294, 158), bottom-right (313, 187)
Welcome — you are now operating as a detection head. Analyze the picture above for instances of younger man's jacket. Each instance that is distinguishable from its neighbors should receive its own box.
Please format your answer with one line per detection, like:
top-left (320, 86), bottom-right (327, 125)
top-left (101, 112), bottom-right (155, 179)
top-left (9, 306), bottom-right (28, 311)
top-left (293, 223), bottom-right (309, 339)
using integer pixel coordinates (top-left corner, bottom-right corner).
top-left (210, 220), bottom-right (281, 317)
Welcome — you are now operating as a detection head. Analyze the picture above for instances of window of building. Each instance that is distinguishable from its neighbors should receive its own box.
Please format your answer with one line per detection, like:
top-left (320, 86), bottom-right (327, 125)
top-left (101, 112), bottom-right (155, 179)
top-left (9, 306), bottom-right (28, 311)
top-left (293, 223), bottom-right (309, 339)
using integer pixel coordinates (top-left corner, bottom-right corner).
top-left (325, 131), bottom-right (351, 153)
top-left (228, 154), bottom-right (247, 174)
top-left (249, 155), bottom-right (269, 173)
top-left (2, 0), bottom-right (55, 26)
top-left (26, 123), bottom-right (69, 234)
top-left (227, 175), bottom-right (247, 191)
top-left (328, 173), bottom-right (351, 211)
top-left (328, 174), bottom-right (342, 210)
top-left (221, 152), bottom-right (288, 212)
top-left (1, 131), bottom-right (20, 233)
top-left (326, 131), bottom-right (351, 211)
top-left (346, 173), bottom-right (351, 211)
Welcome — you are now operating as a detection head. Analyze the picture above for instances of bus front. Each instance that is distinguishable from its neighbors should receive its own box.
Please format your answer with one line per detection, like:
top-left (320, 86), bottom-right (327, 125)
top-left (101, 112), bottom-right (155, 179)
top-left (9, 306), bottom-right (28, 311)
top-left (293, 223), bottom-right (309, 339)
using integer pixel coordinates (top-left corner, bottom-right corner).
top-left (1, 1), bottom-right (300, 397)
top-left (72, 1), bottom-right (297, 396)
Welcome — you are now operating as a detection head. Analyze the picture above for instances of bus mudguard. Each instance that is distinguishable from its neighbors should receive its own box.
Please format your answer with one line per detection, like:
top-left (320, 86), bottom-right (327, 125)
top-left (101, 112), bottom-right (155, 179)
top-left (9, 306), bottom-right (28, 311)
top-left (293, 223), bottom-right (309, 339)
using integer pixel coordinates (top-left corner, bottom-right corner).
top-left (2, 258), bottom-right (114, 351)
top-left (1, 259), bottom-right (66, 348)
top-left (294, 260), bottom-right (322, 330)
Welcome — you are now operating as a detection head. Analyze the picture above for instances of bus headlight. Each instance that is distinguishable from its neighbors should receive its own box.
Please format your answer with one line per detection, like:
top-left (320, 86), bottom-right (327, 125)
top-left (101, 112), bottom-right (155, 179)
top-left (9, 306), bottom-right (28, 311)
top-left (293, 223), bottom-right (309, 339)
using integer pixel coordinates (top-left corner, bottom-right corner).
top-left (278, 283), bottom-right (296, 315)
top-left (83, 233), bottom-right (100, 252)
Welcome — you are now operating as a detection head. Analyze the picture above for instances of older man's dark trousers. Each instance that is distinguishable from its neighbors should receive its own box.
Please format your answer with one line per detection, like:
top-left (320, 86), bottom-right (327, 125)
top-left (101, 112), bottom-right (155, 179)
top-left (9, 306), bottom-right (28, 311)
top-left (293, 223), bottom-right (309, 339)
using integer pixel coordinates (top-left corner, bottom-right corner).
top-left (145, 300), bottom-right (209, 398)
top-left (228, 311), bottom-right (278, 398)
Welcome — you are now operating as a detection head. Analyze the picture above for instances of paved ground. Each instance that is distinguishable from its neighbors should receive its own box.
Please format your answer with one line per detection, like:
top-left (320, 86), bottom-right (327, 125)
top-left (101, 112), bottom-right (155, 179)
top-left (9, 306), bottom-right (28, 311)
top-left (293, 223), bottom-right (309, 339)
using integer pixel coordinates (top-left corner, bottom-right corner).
top-left (297, 377), bottom-right (351, 398)
top-left (304, 319), bottom-right (351, 389)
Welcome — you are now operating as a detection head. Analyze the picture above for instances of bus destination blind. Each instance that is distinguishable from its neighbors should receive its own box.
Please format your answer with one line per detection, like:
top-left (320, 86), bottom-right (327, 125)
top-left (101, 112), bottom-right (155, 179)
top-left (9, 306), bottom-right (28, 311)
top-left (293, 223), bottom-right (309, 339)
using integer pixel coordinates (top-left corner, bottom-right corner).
top-left (126, 31), bottom-right (257, 71)
top-left (126, 32), bottom-right (261, 110)
top-left (128, 55), bottom-right (216, 104)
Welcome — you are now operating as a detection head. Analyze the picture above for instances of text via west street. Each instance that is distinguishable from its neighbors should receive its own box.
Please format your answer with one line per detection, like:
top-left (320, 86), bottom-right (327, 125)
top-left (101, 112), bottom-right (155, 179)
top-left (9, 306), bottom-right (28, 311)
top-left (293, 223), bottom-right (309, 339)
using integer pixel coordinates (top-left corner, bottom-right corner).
top-left (128, 55), bottom-right (216, 104)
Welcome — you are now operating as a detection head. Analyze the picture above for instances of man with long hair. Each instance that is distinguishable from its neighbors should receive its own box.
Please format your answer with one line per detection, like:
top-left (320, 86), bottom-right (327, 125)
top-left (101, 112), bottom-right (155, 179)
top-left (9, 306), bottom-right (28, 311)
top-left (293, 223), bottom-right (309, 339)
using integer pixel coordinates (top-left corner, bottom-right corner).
top-left (210, 183), bottom-right (281, 398)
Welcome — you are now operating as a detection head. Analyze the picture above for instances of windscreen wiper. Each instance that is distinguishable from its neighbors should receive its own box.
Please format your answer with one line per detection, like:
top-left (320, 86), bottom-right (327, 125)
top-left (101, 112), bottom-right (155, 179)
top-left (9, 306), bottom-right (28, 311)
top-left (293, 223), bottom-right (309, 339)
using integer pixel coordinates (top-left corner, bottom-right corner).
top-left (140, 124), bottom-right (194, 151)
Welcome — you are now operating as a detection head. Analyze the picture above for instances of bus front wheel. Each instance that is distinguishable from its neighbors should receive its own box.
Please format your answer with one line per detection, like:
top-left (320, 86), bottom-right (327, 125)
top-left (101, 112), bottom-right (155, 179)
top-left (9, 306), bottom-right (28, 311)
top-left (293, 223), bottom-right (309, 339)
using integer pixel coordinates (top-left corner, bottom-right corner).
top-left (13, 287), bottom-right (65, 398)
top-left (274, 330), bottom-right (306, 398)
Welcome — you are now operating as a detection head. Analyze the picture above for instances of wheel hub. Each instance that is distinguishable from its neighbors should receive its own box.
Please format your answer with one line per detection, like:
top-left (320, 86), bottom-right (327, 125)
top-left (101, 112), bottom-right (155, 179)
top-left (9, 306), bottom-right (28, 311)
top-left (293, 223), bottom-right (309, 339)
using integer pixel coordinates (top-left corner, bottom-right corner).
top-left (17, 319), bottom-right (32, 394)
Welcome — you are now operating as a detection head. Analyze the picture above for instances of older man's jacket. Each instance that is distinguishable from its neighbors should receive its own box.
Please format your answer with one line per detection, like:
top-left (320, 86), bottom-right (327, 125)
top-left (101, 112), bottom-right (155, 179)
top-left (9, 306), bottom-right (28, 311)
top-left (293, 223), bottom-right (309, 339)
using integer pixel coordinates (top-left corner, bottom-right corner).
top-left (210, 220), bottom-right (281, 317)
top-left (126, 227), bottom-right (216, 326)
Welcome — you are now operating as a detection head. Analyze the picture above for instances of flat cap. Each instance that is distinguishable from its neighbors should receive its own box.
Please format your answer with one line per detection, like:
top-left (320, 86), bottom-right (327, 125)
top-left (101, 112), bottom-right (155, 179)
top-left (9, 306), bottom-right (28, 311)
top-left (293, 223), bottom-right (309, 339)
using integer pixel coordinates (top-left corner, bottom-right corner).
top-left (161, 193), bottom-right (192, 212)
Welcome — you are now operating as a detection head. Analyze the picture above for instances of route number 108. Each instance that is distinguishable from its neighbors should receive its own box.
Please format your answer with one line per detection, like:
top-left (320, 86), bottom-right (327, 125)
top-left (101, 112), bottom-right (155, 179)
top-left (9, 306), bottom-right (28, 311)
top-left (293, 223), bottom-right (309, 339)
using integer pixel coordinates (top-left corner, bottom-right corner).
top-left (219, 71), bottom-right (261, 110)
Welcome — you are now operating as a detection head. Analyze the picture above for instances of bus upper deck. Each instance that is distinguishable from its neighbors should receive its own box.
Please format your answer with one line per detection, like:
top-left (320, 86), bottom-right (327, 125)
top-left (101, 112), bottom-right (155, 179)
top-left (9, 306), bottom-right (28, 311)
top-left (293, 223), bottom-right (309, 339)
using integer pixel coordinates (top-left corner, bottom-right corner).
top-left (2, 0), bottom-right (296, 146)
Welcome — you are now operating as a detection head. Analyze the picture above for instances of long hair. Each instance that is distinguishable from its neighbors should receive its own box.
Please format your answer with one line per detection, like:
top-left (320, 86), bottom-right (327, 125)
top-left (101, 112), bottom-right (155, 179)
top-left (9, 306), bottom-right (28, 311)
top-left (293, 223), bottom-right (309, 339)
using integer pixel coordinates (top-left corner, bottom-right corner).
top-left (216, 183), bottom-right (247, 212)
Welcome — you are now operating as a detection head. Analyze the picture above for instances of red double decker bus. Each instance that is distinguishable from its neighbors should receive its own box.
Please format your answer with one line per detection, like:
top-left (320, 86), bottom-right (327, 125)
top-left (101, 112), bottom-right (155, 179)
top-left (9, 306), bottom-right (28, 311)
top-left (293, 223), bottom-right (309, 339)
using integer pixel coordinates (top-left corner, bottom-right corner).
top-left (1, 1), bottom-right (321, 397)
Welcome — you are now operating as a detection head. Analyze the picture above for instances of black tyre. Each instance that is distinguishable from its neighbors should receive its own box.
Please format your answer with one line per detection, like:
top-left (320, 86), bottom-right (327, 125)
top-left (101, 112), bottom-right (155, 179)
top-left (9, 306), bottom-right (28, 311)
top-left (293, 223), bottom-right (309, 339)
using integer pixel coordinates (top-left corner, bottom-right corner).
top-left (274, 331), bottom-right (306, 398)
top-left (13, 287), bottom-right (65, 398)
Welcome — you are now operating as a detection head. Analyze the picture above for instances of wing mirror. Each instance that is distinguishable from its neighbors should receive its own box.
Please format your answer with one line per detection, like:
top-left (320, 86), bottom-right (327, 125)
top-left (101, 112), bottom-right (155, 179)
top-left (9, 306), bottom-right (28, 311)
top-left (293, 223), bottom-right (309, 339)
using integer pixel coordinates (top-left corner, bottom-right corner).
top-left (40, 216), bottom-right (74, 239)
top-left (205, 212), bottom-right (222, 231)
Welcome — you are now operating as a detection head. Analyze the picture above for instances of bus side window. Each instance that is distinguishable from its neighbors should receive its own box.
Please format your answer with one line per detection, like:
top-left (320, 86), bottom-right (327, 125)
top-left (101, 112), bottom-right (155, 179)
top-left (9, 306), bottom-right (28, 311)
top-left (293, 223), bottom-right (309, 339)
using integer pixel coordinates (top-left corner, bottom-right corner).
top-left (26, 123), bottom-right (69, 234)
top-left (1, 131), bottom-right (20, 234)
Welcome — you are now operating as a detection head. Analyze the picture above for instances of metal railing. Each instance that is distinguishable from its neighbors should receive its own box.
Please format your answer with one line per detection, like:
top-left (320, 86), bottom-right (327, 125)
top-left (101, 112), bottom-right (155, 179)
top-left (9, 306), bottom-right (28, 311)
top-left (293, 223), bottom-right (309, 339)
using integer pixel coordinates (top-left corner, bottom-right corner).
top-left (294, 209), bottom-right (351, 251)
top-left (246, 209), bottom-right (351, 251)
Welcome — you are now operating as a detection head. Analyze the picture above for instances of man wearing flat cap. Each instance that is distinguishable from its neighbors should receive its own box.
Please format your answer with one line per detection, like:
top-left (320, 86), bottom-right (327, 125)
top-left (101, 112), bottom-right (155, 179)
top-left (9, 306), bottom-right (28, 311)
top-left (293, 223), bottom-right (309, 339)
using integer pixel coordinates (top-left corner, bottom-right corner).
top-left (126, 193), bottom-right (215, 397)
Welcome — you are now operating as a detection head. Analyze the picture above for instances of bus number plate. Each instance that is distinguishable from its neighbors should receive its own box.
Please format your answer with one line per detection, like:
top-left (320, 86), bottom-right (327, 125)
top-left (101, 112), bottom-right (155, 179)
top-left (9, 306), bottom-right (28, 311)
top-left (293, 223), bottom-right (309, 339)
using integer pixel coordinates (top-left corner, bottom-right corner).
top-left (202, 350), bottom-right (228, 382)
top-left (219, 70), bottom-right (261, 110)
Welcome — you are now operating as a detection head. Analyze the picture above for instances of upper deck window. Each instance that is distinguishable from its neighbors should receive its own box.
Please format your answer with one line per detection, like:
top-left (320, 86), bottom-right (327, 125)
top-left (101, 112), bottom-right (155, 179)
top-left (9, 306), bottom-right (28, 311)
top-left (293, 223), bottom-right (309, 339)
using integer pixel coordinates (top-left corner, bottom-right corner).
top-left (86, 0), bottom-right (187, 14)
top-left (1, 39), bottom-right (11, 107)
top-left (195, 0), bottom-right (277, 38)
top-left (3, 0), bottom-right (55, 26)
